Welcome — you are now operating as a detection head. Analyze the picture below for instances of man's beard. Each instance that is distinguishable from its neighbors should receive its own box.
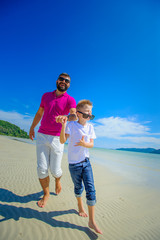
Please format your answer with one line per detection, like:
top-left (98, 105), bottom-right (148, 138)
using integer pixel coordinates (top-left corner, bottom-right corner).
top-left (56, 82), bottom-right (69, 92)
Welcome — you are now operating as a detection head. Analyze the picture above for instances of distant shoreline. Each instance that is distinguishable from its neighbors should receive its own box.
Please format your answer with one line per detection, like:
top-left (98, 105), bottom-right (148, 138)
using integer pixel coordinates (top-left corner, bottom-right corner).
top-left (116, 148), bottom-right (160, 154)
top-left (1, 134), bottom-right (160, 154)
top-left (1, 135), bottom-right (36, 145)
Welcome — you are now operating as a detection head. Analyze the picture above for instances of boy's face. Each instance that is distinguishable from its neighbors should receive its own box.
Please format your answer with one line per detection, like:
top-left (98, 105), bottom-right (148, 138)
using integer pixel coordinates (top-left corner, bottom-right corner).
top-left (77, 105), bottom-right (93, 122)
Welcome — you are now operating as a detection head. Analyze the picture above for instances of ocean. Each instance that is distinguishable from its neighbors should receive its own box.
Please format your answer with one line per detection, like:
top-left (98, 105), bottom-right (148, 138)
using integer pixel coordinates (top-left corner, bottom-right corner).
top-left (90, 147), bottom-right (160, 189)
top-left (8, 136), bottom-right (160, 190)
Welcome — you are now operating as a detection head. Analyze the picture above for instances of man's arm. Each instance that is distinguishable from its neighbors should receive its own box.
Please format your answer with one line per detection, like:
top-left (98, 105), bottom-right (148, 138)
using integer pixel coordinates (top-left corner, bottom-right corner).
top-left (29, 107), bottom-right (44, 140)
top-left (55, 107), bottom-right (77, 124)
top-left (68, 108), bottom-right (77, 121)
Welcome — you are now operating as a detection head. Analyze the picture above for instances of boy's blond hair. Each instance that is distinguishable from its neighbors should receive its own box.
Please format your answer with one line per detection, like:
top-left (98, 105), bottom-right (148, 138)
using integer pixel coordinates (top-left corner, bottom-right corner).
top-left (76, 100), bottom-right (93, 110)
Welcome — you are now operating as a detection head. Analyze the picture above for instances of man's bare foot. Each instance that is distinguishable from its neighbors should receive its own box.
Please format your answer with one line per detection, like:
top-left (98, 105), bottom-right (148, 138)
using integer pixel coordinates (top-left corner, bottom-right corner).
top-left (88, 221), bottom-right (103, 234)
top-left (55, 178), bottom-right (62, 195)
top-left (37, 194), bottom-right (49, 208)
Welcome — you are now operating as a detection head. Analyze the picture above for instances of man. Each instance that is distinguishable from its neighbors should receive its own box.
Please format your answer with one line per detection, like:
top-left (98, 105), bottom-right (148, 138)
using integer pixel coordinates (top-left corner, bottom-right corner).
top-left (29, 73), bottom-right (76, 208)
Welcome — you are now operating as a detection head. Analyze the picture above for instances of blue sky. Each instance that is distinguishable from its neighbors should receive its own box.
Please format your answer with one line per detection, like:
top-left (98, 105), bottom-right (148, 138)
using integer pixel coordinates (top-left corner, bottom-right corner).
top-left (0, 0), bottom-right (160, 149)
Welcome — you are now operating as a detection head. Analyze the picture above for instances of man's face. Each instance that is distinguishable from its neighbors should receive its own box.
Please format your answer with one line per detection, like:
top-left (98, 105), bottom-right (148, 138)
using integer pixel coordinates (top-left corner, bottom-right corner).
top-left (56, 75), bottom-right (70, 92)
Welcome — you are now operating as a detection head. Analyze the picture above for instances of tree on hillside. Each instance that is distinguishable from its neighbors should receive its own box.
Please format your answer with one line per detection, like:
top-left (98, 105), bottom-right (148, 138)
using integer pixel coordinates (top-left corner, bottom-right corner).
top-left (0, 120), bottom-right (29, 139)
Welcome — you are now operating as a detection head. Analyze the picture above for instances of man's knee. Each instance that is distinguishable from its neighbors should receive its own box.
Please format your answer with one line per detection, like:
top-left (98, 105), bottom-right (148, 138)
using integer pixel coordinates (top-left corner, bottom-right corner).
top-left (37, 167), bottom-right (49, 179)
top-left (51, 168), bottom-right (62, 178)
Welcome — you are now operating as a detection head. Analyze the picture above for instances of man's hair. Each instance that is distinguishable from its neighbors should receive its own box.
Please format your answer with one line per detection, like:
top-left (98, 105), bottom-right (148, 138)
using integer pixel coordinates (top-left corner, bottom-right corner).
top-left (58, 73), bottom-right (71, 80)
top-left (76, 100), bottom-right (93, 110)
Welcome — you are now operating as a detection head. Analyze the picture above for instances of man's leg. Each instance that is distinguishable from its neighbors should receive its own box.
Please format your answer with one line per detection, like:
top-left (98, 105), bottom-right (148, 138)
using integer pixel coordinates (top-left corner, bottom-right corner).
top-left (36, 133), bottom-right (50, 207)
top-left (50, 136), bottom-right (64, 195)
top-left (55, 177), bottom-right (62, 195)
top-left (38, 176), bottom-right (50, 207)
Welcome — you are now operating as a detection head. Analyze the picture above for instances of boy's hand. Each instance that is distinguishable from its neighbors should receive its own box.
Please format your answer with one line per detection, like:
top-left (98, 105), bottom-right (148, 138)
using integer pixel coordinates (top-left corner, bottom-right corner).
top-left (55, 115), bottom-right (67, 125)
top-left (75, 136), bottom-right (86, 147)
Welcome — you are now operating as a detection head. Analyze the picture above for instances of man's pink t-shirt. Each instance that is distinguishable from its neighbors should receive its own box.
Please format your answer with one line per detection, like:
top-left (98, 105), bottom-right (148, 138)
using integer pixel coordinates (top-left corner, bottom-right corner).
top-left (38, 91), bottom-right (76, 136)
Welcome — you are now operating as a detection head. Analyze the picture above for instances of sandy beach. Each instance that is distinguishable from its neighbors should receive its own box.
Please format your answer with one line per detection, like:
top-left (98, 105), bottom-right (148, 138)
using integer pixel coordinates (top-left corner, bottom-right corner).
top-left (0, 135), bottom-right (160, 240)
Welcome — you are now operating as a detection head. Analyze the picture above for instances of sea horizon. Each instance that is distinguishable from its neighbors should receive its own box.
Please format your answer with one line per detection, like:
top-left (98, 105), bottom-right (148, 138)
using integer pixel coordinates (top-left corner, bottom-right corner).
top-left (3, 135), bottom-right (160, 190)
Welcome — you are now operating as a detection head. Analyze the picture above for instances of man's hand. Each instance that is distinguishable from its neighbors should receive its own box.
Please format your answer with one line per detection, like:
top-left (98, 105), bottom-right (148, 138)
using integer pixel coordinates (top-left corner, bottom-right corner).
top-left (29, 127), bottom-right (35, 141)
top-left (68, 114), bottom-right (77, 121)
top-left (75, 136), bottom-right (86, 147)
top-left (55, 115), bottom-right (68, 125)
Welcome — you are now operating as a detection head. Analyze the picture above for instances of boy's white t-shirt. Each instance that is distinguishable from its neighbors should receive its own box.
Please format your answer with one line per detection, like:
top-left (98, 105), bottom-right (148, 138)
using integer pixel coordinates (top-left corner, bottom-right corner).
top-left (65, 121), bottom-right (96, 164)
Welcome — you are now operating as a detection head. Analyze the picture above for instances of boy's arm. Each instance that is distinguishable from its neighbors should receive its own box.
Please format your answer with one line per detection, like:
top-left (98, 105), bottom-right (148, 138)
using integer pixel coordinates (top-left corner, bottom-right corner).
top-left (60, 120), bottom-right (70, 144)
top-left (75, 137), bottom-right (94, 148)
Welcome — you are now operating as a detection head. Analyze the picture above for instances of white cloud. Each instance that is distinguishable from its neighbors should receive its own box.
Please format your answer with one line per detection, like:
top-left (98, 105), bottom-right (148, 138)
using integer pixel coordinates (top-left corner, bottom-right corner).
top-left (0, 110), bottom-right (34, 133)
top-left (95, 117), bottom-right (150, 137)
top-left (114, 136), bottom-right (160, 144)
top-left (1, 110), bottom-right (159, 148)
top-left (94, 117), bottom-right (160, 147)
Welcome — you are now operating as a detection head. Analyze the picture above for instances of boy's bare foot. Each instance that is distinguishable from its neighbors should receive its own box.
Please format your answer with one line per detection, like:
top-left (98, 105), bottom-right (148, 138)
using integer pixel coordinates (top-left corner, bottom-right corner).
top-left (78, 206), bottom-right (88, 217)
top-left (55, 178), bottom-right (62, 195)
top-left (37, 194), bottom-right (49, 208)
top-left (79, 210), bottom-right (88, 217)
top-left (88, 221), bottom-right (103, 234)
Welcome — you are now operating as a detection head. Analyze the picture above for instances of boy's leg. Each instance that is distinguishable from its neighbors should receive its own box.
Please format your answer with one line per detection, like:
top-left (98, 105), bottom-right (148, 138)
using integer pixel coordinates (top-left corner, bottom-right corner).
top-left (82, 160), bottom-right (102, 234)
top-left (82, 160), bottom-right (96, 206)
top-left (77, 196), bottom-right (88, 217)
top-left (69, 163), bottom-right (87, 217)
top-left (88, 205), bottom-right (102, 234)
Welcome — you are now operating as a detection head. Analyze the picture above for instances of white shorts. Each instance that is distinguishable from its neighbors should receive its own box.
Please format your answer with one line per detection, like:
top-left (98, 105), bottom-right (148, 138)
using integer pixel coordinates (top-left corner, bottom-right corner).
top-left (36, 133), bottom-right (64, 179)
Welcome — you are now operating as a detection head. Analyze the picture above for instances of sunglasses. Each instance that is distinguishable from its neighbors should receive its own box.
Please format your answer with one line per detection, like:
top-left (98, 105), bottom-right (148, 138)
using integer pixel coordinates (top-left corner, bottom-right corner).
top-left (77, 111), bottom-right (95, 120)
top-left (58, 76), bottom-right (70, 84)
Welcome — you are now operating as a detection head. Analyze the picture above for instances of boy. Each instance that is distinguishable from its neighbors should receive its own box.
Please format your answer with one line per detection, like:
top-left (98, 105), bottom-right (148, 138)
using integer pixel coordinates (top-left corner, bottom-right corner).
top-left (60, 100), bottom-right (102, 234)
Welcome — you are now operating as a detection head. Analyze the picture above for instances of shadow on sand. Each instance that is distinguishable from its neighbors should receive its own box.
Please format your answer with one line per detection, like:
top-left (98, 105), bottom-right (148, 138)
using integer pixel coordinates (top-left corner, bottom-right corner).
top-left (0, 189), bottom-right (98, 240)
top-left (0, 188), bottom-right (56, 203)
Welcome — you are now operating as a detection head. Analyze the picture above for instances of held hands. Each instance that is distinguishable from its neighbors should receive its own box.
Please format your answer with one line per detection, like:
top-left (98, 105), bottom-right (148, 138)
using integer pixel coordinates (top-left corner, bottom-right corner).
top-left (55, 115), bottom-right (68, 125)
top-left (75, 136), bottom-right (86, 147)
